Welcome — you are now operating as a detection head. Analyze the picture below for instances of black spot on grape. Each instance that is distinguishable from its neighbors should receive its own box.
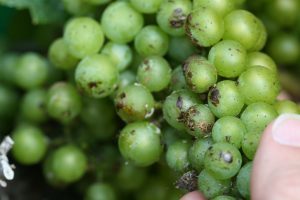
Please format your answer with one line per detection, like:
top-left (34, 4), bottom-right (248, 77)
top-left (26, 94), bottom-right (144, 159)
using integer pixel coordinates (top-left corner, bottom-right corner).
top-left (209, 87), bottom-right (220, 106)
top-left (176, 96), bottom-right (183, 109)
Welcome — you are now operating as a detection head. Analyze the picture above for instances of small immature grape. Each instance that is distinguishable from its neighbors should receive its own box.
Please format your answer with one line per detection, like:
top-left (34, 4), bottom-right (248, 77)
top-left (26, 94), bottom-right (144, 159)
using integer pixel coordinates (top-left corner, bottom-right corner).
top-left (101, 42), bottom-right (132, 72)
top-left (0, 85), bottom-right (19, 119)
top-left (46, 82), bottom-right (82, 124)
top-left (114, 84), bottom-right (155, 122)
top-left (167, 36), bottom-right (196, 63)
top-left (198, 169), bottom-right (231, 199)
top-left (0, 53), bottom-right (19, 85)
top-left (101, 1), bottom-right (144, 43)
top-left (137, 56), bottom-right (172, 92)
top-left (62, 0), bottom-right (94, 16)
top-left (185, 7), bottom-right (224, 47)
top-left (237, 162), bottom-right (252, 199)
top-left (169, 66), bottom-right (188, 91)
top-left (156, 0), bottom-right (192, 36)
top-left (12, 124), bottom-right (48, 165)
top-left (183, 55), bottom-right (218, 94)
top-left (208, 40), bottom-right (247, 78)
top-left (85, 183), bottom-right (116, 200)
top-left (193, 0), bottom-right (239, 17)
top-left (246, 51), bottom-right (277, 73)
top-left (134, 25), bottom-right (169, 57)
top-left (242, 131), bottom-right (261, 160)
top-left (116, 70), bottom-right (136, 92)
top-left (166, 140), bottom-right (191, 172)
top-left (163, 89), bottom-right (202, 131)
top-left (238, 66), bottom-right (280, 105)
top-left (130, 0), bottom-right (163, 14)
top-left (63, 17), bottom-right (104, 59)
top-left (204, 143), bottom-right (242, 180)
top-left (48, 38), bottom-right (79, 70)
top-left (223, 10), bottom-right (267, 51)
top-left (274, 100), bottom-right (300, 114)
top-left (75, 54), bottom-right (119, 98)
top-left (212, 116), bottom-right (246, 149)
top-left (208, 80), bottom-right (244, 118)
top-left (118, 121), bottom-right (163, 167)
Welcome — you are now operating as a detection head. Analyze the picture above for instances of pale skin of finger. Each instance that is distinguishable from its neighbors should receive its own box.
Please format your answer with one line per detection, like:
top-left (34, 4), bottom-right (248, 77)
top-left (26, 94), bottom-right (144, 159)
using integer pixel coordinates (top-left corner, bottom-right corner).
top-left (180, 191), bottom-right (206, 200)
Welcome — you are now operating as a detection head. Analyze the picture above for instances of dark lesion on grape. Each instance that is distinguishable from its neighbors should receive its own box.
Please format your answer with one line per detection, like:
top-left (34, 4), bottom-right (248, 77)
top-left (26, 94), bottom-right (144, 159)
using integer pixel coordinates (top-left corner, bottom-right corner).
top-left (209, 86), bottom-right (220, 106)
top-left (120, 92), bottom-right (126, 99)
top-left (175, 170), bottom-right (198, 192)
top-left (176, 96), bottom-right (183, 109)
top-left (185, 14), bottom-right (201, 46)
top-left (88, 81), bottom-right (102, 89)
top-left (169, 8), bottom-right (187, 28)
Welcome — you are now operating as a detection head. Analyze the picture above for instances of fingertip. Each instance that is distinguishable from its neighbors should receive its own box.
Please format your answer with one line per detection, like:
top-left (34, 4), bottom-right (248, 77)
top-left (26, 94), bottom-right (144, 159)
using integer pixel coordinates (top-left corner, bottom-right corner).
top-left (180, 191), bottom-right (206, 200)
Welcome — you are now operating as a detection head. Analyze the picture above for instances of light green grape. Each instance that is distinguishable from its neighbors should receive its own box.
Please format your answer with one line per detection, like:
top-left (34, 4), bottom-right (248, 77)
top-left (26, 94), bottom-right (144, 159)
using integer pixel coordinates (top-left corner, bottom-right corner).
top-left (130, 0), bottom-right (163, 14)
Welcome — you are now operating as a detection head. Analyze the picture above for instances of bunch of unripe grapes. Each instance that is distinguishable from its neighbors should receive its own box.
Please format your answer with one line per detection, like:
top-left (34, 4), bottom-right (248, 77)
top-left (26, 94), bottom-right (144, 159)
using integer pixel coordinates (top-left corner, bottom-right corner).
top-left (1, 0), bottom-right (300, 199)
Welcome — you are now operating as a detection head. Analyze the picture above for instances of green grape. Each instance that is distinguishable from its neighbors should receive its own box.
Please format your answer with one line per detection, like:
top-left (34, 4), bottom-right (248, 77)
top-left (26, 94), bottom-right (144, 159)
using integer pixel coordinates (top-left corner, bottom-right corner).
top-left (101, 1), bottom-right (144, 43)
top-left (167, 36), bottom-right (196, 63)
top-left (137, 56), bottom-right (172, 92)
top-left (162, 125), bottom-right (190, 147)
top-left (43, 152), bottom-right (63, 187)
top-left (208, 40), bottom-right (247, 78)
top-left (101, 42), bottom-right (132, 72)
top-left (130, 0), bottom-right (163, 13)
top-left (46, 82), bottom-right (82, 124)
top-left (64, 17), bottom-right (104, 59)
top-left (130, 50), bottom-right (143, 72)
top-left (212, 196), bottom-right (236, 200)
top-left (62, 0), bottom-right (95, 15)
top-left (116, 70), bottom-right (136, 93)
top-left (15, 52), bottom-right (48, 90)
top-left (163, 89), bottom-right (202, 131)
top-left (186, 7), bottom-right (224, 47)
top-left (169, 66), bottom-right (188, 91)
top-left (237, 66), bottom-right (280, 105)
top-left (237, 162), bottom-right (252, 199)
top-left (198, 169), bottom-right (231, 199)
top-left (134, 25), bottom-right (169, 57)
top-left (188, 138), bottom-right (213, 172)
top-left (21, 89), bottom-right (48, 123)
top-left (12, 124), bottom-right (48, 165)
top-left (274, 100), bottom-right (300, 114)
top-left (116, 162), bottom-right (147, 191)
top-left (118, 121), bottom-right (163, 167)
top-left (0, 53), bottom-right (18, 85)
top-left (179, 104), bottom-right (215, 138)
top-left (51, 145), bottom-right (87, 184)
top-left (208, 80), bottom-right (244, 118)
top-left (242, 131), bottom-right (261, 160)
top-left (246, 51), bottom-right (277, 73)
top-left (204, 143), bottom-right (242, 180)
top-left (75, 54), bottom-right (119, 98)
top-left (193, 0), bottom-right (239, 17)
top-left (114, 84), bottom-right (155, 122)
top-left (241, 102), bottom-right (278, 133)
top-left (183, 55), bottom-right (217, 93)
top-left (223, 10), bottom-right (267, 51)
top-left (166, 140), bottom-right (191, 172)
top-left (48, 38), bottom-right (79, 70)
top-left (85, 183), bottom-right (116, 200)
top-left (267, 33), bottom-right (300, 65)
top-left (156, 0), bottom-right (192, 36)
top-left (83, 0), bottom-right (111, 5)
top-left (212, 116), bottom-right (246, 149)
top-left (0, 85), bottom-right (19, 119)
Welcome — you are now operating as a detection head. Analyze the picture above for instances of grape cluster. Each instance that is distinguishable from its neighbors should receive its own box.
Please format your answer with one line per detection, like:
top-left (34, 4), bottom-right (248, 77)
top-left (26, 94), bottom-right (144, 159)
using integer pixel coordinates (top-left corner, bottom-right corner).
top-left (0, 0), bottom-right (300, 199)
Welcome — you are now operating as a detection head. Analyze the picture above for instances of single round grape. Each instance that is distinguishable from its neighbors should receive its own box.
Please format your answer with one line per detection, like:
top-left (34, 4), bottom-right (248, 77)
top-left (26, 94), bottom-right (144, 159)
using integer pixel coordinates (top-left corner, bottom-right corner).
top-left (134, 25), bottom-right (169, 57)
top-left (241, 102), bottom-right (278, 133)
top-left (212, 196), bottom-right (236, 200)
top-left (12, 124), bottom-right (48, 165)
top-left (166, 140), bottom-right (191, 172)
top-left (48, 38), bottom-right (78, 70)
top-left (237, 162), bottom-right (252, 199)
top-left (242, 131), bottom-right (261, 160)
top-left (75, 54), bottom-right (119, 98)
top-left (185, 7), bottom-right (224, 47)
top-left (156, 0), bottom-right (192, 36)
top-left (0, 85), bottom-right (19, 119)
top-left (223, 10), bottom-right (267, 51)
top-left (274, 100), bottom-right (300, 114)
top-left (163, 89), bottom-right (202, 131)
top-left (179, 104), bottom-right (215, 138)
top-left (83, 0), bottom-right (111, 5)
top-left (183, 55), bottom-right (217, 93)
top-left (167, 36), bottom-right (196, 63)
top-left (208, 40), bottom-right (247, 78)
top-left (116, 70), bottom-right (136, 93)
top-left (169, 66), bottom-right (188, 91)
top-left (118, 121), bottom-right (162, 167)
top-left (212, 116), bottom-right (246, 149)
top-left (137, 56), bottom-right (172, 92)
top-left (208, 80), bottom-right (244, 118)
top-left (101, 2), bottom-right (144, 43)
top-left (101, 42), bottom-right (132, 72)
top-left (246, 51), bottom-right (277, 73)
top-left (85, 183), bottom-right (116, 200)
top-left (62, 0), bottom-right (95, 16)
top-left (63, 17), bottom-right (104, 59)
top-left (130, 0), bottom-right (163, 13)
top-left (15, 52), bottom-right (48, 90)
top-left (237, 66), bottom-right (280, 105)
top-left (46, 82), bottom-right (82, 124)
top-left (114, 84), bottom-right (155, 122)
top-left (21, 89), bottom-right (48, 123)
top-left (188, 138), bottom-right (213, 172)
top-left (43, 152), bottom-right (63, 187)
top-left (0, 53), bottom-right (19, 85)
top-left (198, 169), bottom-right (231, 199)
top-left (193, 0), bottom-right (239, 17)
top-left (204, 143), bottom-right (242, 180)
top-left (51, 145), bottom-right (87, 184)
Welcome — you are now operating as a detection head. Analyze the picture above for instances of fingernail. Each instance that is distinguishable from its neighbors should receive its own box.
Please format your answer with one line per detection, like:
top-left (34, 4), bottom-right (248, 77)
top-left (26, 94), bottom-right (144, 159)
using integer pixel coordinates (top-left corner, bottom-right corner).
top-left (272, 114), bottom-right (300, 147)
